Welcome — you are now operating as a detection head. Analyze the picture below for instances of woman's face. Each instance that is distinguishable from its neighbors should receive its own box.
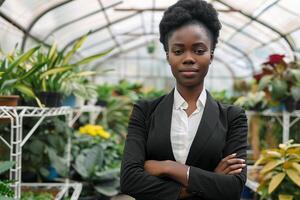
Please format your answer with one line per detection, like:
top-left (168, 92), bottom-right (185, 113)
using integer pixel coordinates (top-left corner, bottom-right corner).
top-left (167, 23), bottom-right (213, 88)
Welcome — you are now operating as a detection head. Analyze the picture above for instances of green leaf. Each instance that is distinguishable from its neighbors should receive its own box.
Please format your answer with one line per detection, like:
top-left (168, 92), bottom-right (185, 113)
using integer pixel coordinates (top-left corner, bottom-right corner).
top-left (268, 172), bottom-right (285, 194)
top-left (47, 148), bottom-right (68, 177)
top-left (47, 42), bottom-right (57, 60)
top-left (290, 69), bottom-right (300, 82)
top-left (258, 75), bottom-right (272, 91)
top-left (0, 161), bottom-right (14, 175)
top-left (291, 86), bottom-right (300, 101)
top-left (261, 160), bottom-right (284, 174)
top-left (94, 178), bottom-right (120, 197)
top-left (1, 79), bottom-right (17, 89)
top-left (74, 145), bottom-right (104, 179)
top-left (95, 168), bottom-right (120, 179)
top-left (40, 66), bottom-right (72, 79)
top-left (278, 194), bottom-right (294, 200)
top-left (271, 79), bottom-right (288, 99)
top-left (14, 84), bottom-right (35, 98)
top-left (19, 61), bottom-right (46, 80)
top-left (6, 46), bottom-right (40, 74)
top-left (286, 169), bottom-right (300, 187)
top-left (63, 34), bottom-right (88, 65)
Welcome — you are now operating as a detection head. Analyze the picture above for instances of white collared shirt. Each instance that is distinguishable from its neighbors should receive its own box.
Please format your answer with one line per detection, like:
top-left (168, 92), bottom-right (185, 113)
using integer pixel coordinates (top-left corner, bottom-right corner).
top-left (170, 87), bottom-right (207, 164)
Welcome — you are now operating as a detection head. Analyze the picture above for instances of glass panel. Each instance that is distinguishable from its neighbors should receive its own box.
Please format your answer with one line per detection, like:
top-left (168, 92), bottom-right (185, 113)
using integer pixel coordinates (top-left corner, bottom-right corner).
top-left (220, 0), bottom-right (266, 15)
top-left (31, 0), bottom-right (100, 39)
top-left (258, 5), bottom-right (300, 33)
top-left (48, 12), bottom-right (106, 48)
top-left (219, 12), bottom-right (251, 29)
top-left (219, 23), bottom-right (237, 41)
top-left (0, 0), bottom-right (65, 29)
top-left (242, 21), bottom-right (279, 43)
top-left (228, 33), bottom-right (261, 53)
top-left (80, 29), bottom-right (111, 50)
top-left (277, 0), bottom-right (300, 19)
top-left (291, 29), bottom-right (300, 51)
top-left (0, 18), bottom-right (23, 52)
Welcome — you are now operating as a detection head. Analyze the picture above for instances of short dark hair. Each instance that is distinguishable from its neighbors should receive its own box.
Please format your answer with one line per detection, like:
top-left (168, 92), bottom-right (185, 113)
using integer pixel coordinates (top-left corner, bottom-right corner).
top-left (159, 0), bottom-right (222, 52)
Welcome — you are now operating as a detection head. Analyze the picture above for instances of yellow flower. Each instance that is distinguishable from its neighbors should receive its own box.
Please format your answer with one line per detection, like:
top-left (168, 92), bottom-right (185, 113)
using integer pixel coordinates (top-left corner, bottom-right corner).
top-left (78, 124), bottom-right (110, 138)
top-left (98, 130), bottom-right (111, 139)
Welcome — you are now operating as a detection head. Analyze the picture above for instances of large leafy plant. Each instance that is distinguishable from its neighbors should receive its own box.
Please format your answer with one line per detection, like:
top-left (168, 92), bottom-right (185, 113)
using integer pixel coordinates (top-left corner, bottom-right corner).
top-left (27, 34), bottom-right (110, 99)
top-left (254, 140), bottom-right (300, 200)
top-left (22, 117), bottom-right (71, 180)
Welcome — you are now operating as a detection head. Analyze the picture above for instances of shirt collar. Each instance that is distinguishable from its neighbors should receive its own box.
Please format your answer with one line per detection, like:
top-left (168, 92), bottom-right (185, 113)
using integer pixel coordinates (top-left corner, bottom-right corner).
top-left (174, 86), bottom-right (207, 110)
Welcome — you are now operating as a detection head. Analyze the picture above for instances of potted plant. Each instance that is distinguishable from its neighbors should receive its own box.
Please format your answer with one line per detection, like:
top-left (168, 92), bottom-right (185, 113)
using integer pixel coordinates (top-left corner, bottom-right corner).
top-left (255, 54), bottom-right (300, 112)
top-left (254, 140), bottom-right (300, 200)
top-left (0, 46), bottom-right (42, 106)
top-left (26, 34), bottom-right (111, 107)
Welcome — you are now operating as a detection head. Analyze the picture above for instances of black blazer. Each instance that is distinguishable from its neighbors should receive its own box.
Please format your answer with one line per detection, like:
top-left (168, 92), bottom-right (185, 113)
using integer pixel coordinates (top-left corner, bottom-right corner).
top-left (120, 90), bottom-right (248, 200)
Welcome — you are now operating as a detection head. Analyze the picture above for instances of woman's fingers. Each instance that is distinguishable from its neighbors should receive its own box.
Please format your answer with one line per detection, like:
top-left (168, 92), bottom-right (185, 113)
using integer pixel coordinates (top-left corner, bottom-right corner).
top-left (217, 153), bottom-right (237, 171)
top-left (228, 167), bottom-right (246, 175)
top-left (214, 153), bottom-right (246, 174)
top-left (224, 163), bottom-right (246, 174)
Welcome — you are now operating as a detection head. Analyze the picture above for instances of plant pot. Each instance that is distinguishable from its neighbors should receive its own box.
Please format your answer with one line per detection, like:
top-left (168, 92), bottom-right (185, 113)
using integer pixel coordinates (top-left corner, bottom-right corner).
top-left (0, 95), bottom-right (19, 106)
top-left (96, 99), bottom-right (108, 107)
top-left (63, 94), bottom-right (76, 107)
top-left (37, 92), bottom-right (63, 107)
top-left (0, 95), bottom-right (19, 123)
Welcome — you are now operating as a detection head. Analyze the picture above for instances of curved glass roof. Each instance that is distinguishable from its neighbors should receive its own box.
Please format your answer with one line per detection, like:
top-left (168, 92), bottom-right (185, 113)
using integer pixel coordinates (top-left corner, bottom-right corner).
top-left (1, 0), bottom-right (300, 91)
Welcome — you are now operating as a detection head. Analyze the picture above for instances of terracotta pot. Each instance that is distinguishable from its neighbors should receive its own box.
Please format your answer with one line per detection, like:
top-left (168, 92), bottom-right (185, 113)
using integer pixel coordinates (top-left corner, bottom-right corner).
top-left (0, 95), bottom-right (19, 106)
top-left (0, 95), bottom-right (19, 123)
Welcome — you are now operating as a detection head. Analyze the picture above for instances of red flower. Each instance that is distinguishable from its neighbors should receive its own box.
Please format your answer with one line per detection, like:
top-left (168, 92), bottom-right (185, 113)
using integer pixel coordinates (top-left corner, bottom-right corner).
top-left (263, 54), bottom-right (285, 65)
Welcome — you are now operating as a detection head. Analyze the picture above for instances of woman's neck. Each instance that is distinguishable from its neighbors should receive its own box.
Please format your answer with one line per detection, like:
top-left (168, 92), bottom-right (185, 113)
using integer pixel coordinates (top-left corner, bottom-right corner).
top-left (176, 84), bottom-right (204, 103)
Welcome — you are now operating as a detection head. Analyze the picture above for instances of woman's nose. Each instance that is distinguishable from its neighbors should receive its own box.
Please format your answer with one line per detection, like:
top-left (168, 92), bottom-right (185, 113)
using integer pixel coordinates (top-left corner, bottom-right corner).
top-left (183, 51), bottom-right (195, 64)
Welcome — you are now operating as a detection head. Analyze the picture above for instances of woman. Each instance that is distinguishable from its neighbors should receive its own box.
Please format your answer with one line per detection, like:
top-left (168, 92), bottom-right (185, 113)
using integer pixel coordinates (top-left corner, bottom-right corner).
top-left (120, 0), bottom-right (248, 199)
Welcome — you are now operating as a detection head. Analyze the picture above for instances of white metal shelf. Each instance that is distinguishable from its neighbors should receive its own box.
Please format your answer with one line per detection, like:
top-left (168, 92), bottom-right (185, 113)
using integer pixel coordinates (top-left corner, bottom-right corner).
top-left (0, 105), bottom-right (103, 199)
top-left (246, 110), bottom-right (300, 143)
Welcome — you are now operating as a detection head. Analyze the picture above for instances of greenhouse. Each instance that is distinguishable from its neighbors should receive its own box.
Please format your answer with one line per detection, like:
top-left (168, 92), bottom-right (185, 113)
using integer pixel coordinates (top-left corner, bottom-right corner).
top-left (0, 0), bottom-right (299, 200)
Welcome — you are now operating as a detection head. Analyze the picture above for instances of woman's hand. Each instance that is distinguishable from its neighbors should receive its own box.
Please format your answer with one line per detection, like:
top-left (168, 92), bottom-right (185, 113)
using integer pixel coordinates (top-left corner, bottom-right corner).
top-left (214, 153), bottom-right (246, 175)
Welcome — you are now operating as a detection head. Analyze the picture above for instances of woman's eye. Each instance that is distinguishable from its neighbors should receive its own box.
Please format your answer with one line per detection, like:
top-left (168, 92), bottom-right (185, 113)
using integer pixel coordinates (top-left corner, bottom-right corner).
top-left (173, 50), bottom-right (183, 55)
top-left (194, 49), bottom-right (205, 54)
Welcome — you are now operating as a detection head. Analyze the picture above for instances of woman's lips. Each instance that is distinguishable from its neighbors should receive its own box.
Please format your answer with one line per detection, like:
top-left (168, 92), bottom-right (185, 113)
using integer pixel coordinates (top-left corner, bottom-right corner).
top-left (179, 68), bottom-right (198, 77)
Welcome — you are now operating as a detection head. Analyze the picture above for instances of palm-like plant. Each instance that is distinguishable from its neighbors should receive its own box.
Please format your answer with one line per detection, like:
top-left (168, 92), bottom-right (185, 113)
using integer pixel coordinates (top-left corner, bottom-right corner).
top-left (254, 140), bottom-right (300, 200)
top-left (27, 34), bottom-right (111, 98)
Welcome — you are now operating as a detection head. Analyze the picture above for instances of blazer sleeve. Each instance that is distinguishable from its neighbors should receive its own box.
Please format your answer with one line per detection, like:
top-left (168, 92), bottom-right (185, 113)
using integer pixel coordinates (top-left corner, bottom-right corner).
top-left (186, 106), bottom-right (248, 200)
top-left (120, 101), bottom-right (181, 200)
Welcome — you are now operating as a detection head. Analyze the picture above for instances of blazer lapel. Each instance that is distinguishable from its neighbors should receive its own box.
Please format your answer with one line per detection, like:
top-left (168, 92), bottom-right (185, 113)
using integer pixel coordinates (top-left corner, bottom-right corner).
top-left (151, 89), bottom-right (176, 161)
top-left (186, 91), bottom-right (219, 165)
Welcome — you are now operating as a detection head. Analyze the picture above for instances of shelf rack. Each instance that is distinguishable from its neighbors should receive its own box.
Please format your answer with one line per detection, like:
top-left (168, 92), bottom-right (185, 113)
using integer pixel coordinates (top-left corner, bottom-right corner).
top-left (0, 105), bottom-right (106, 199)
